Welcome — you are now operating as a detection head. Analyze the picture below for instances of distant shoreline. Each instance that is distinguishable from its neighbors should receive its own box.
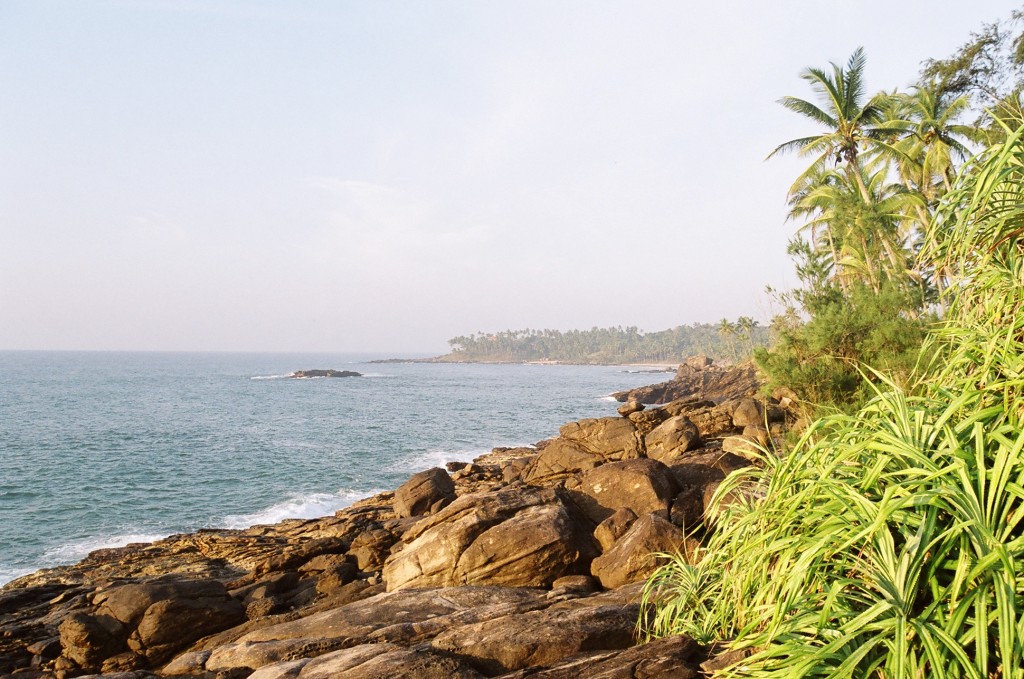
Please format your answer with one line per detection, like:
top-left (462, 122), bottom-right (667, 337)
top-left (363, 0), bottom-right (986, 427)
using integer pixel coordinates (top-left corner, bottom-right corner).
top-left (369, 355), bottom-right (679, 370)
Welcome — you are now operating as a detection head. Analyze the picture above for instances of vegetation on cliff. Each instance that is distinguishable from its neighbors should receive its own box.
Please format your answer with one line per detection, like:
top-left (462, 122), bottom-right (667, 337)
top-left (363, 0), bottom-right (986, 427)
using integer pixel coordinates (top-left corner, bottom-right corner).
top-left (442, 321), bottom-right (769, 364)
top-left (643, 51), bottom-right (1024, 679)
top-left (755, 16), bottom-right (1024, 412)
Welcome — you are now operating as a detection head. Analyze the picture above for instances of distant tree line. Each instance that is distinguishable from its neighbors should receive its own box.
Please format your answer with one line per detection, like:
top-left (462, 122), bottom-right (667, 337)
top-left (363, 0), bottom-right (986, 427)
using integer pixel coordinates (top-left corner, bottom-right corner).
top-left (444, 319), bottom-right (769, 364)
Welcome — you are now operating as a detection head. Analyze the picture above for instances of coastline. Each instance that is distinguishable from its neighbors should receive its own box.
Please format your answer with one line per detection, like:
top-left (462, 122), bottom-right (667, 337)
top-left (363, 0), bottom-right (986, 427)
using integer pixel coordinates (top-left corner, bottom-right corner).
top-left (0, 362), bottom-right (785, 677)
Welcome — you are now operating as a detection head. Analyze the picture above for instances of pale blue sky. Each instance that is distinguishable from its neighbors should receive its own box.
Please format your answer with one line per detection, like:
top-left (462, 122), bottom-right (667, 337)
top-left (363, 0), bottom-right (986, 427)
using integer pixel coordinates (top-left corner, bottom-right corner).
top-left (0, 1), bottom-right (1013, 352)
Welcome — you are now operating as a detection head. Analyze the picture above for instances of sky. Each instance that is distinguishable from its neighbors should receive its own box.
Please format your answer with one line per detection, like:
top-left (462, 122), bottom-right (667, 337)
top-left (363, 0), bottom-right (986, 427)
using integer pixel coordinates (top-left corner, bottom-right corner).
top-left (0, 1), bottom-right (1015, 353)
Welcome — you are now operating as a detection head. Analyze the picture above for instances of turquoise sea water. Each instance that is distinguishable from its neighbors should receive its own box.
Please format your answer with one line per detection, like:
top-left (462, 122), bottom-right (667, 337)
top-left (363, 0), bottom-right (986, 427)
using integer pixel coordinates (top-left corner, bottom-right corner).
top-left (0, 351), bottom-right (664, 585)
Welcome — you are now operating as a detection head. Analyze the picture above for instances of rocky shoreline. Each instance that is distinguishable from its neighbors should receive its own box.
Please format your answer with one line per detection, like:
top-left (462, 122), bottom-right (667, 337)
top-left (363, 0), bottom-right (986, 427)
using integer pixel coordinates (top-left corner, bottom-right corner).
top-left (0, 360), bottom-right (796, 678)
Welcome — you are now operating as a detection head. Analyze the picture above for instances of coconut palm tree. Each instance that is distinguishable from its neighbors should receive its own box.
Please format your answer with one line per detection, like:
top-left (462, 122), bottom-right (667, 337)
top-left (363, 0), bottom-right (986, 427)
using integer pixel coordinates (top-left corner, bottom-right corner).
top-left (768, 47), bottom-right (901, 205)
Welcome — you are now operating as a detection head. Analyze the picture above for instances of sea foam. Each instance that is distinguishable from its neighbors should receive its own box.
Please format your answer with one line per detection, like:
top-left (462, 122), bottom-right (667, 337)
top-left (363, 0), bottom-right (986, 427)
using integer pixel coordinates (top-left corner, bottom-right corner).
top-left (218, 489), bottom-right (375, 529)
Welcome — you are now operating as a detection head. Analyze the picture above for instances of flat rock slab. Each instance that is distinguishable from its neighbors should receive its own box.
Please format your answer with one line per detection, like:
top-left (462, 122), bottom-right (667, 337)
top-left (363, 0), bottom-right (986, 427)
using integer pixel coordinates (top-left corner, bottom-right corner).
top-left (249, 643), bottom-right (485, 679)
top-left (498, 634), bottom-right (704, 678)
top-left (206, 587), bottom-right (545, 671)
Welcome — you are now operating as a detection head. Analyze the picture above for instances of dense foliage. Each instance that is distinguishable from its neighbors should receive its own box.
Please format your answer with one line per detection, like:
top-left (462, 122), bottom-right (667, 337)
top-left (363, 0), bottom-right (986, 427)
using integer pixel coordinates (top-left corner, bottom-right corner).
top-left (755, 42), bottom-right (987, 411)
top-left (443, 321), bottom-right (769, 364)
top-left (642, 101), bottom-right (1024, 678)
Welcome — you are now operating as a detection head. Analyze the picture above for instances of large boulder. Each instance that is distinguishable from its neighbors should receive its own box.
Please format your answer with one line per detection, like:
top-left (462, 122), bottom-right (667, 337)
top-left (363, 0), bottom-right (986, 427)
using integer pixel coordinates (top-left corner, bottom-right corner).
top-left (572, 459), bottom-right (678, 524)
top-left (558, 417), bottom-right (644, 459)
top-left (432, 604), bottom-right (638, 674)
top-left (393, 467), bottom-right (456, 519)
top-left (591, 514), bottom-right (696, 590)
top-left (382, 487), bottom-right (597, 591)
top-left (521, 439), bottom-right (605, 485)
top-left (64, 577), bottom-right (246, 668)
top-left (644, 415), bottom-right (702, 464)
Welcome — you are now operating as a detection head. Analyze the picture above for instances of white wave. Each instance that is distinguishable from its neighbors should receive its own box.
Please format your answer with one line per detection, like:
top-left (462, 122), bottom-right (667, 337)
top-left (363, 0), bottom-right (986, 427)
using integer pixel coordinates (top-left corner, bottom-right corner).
top-left (41, 532), bottom-right (168, 565)
top-left (599, 395), bottom-right (618, 402)
top-left (218, 489), bottom-right (373, 529)
top-left (249, 374), bottom-right (291, 380)
top-left (387, 448), bottom-right (484, 472)
top-left (0, 566), bottom-right (36, 587)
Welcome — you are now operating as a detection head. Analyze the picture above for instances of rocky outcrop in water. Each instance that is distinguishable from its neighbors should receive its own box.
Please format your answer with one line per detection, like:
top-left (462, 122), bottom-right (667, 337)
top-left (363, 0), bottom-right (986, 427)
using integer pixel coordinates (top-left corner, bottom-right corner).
top-left (0, 363), bottom-right (797, 678)
top-left (288, 370), bottom-right (362, 378)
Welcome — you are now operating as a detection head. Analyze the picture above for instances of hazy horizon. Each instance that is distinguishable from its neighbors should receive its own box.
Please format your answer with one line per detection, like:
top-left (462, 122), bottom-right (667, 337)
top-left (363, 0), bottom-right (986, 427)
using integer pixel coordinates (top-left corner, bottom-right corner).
top-left (1, 1), bottom-right (1010, 353)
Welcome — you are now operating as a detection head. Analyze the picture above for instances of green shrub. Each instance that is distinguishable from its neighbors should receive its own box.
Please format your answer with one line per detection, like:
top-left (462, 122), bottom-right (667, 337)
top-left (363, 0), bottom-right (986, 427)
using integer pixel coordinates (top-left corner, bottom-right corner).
top-left (641, 127), bottom-right (1024, 677)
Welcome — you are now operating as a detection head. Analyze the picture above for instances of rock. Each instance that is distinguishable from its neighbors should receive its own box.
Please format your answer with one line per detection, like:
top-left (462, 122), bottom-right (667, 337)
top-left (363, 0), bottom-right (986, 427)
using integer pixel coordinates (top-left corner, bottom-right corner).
top-left (549, 575), bottom-right (598, 595)
top-left (248, 643), bottom-right (484, 679)
top-left (722, 435), bottom-right (761, 457)
top-left (58, 612), bottom-right (126, 670)
top-left (573, 459), bottom-right (678, 524)
top-left (288, 369), bottom-right (362, 378)
top-left (731, 398), bottom-right (764, 427)
top-left (499, 634), bottom-right (703, 679)
top-left (348, 527), bottom-right (398, 572)
top-left (393, 467), bottom-right (456, 518)
top-left (743, 423), bottom-right (771, 447)
top-left (591, 514), bottom-right (696, 590)
top-left (593, 508), bottom-right (638, 552)
top-left (208, 587), bottom-right (545, 671)
top-left (684, 355), bottom-right (714, 370)
top-left (315, 562), bottom-right (358, 595)
top-left (613, 362), bottom-right (761, 405)
top-left (558, 417), bottom-right (644, 459)
top-left (382, 487), bottom-right (596, 590)
top-left (521, 440), bottom-right (604, 484)
top-left (132, 593), bottom-right (245, 662)
top-left (432, 604), bottom-right (639, 674)
top-left (626, 407), bottom-right (670, 436)
top-left (616, 400), bottom-right (644, 416)
top-left (644, 415), bottom-right (702, 463)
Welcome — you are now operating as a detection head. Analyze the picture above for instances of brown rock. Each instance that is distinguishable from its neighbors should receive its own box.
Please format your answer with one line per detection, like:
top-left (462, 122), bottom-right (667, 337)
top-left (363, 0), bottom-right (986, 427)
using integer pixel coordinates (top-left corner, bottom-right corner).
top-left (499, 633), bottom-right (703, 679)
top-left (591, 514), bottom-right (697, 590)
top-left (133, 594), bottom-right (245, 662)
top-left (574, 459), bottom-right (678, 524)
top-left (58, 612), bottom-right (126, 670)
top-left (521, 440), bottom-right (604, 485)
top-left (644, 415), bottom-right (702, 464)
top-left (558, 417), bottom-right (644, 459)
top-left (382, 487), bottom-right (595, 591)
top-left (593, 508), bottom-right (638, 552)
top-left (616, 400), bottom-right (644, 416)
top-left (731, 398), bottom-right (765, 427)
top-left (315, 562), bottom-right (358, 595)
top-left (626, 407), bottom-right (670, 436)
top-left (349, 527), bottom-right (398, 572)
top-left (614, 362), bottom-right (761, 405)
top-left (432, 604), bottom-right (638, 674)
top-left (393, 467), bottom-right (455, 519)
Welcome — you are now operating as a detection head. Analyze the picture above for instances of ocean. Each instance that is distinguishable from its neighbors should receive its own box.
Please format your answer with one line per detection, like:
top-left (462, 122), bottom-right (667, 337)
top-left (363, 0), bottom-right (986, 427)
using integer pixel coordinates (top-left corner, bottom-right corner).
top-left (0, 351), bottom-right (666, 585)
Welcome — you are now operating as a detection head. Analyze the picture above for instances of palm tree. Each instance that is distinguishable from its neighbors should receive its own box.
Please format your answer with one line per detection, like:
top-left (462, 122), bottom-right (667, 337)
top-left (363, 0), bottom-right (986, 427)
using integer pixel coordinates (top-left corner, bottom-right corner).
top-left (768, 47), bottom-right (900, 205)
top-left (892, 84), bottom-right (978, 201)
